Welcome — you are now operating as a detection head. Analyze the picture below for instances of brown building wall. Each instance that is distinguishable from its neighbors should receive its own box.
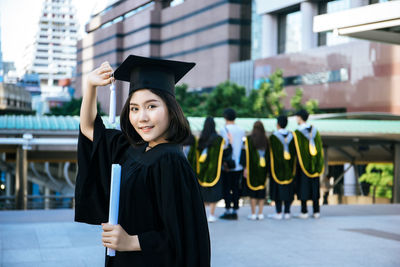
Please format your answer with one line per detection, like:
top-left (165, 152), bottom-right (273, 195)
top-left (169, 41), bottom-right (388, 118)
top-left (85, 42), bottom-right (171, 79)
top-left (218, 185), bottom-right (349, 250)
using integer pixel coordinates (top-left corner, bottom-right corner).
top-left (76, 0), bottom-right (251, 115)
top-left (254, 41), bottom-right (400, 115)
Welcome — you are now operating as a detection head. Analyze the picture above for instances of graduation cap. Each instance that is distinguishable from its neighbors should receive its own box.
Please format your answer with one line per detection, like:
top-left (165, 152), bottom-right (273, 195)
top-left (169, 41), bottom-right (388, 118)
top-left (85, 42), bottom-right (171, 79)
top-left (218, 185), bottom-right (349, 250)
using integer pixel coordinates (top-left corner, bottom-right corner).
top-left (113, 55), bottom-right (196, 96)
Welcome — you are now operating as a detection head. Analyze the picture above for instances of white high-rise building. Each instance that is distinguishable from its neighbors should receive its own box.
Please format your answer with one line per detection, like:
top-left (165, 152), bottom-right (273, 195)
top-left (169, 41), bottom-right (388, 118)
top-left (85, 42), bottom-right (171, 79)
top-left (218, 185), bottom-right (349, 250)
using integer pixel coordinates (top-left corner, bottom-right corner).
top-left (0, 15), bottom-right (3, 80)
top-left (24, 0), bottom-right (78, 97)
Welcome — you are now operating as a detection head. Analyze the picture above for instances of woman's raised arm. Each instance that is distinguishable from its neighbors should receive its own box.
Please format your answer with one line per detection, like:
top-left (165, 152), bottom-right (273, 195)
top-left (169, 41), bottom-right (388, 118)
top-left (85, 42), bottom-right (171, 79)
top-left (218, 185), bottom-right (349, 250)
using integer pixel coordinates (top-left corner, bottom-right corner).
top-left (80, 62), bottom-right (114, 141)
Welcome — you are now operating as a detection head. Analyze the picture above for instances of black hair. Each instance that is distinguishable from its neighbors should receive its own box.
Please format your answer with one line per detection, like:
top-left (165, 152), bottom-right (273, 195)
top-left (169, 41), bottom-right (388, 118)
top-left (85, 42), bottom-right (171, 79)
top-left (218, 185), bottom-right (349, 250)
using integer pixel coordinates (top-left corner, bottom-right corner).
top-left (120, 89), bottom-right (190, 145)
top-left (295, 109), bottom-right (309, 122)
top-left (182, 118), bottom-right (195, 146)
top-left (277, 115), bottom-right (288, 129)
top-left (223, 108), bottom-right (236, 121)
top-left (198, 116), bottom-right (217, 152)
top-left (250, 121), bottom-right (268, 150)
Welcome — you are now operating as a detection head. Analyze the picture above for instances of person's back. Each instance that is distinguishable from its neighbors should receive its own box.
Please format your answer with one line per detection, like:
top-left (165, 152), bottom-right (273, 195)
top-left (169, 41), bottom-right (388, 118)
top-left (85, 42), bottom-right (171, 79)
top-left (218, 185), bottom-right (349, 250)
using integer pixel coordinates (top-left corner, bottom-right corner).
top-left (219, 108), bottom-right (245, 220)
top-left (294, 109), bottom-right (324, 220)
top-left (223, 123), bottom-right (245, 171)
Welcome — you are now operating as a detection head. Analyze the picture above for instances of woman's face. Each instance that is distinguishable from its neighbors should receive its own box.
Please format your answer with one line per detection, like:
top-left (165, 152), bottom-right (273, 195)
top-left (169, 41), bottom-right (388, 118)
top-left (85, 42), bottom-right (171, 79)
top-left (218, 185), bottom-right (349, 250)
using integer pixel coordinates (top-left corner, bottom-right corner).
top-left (129, 89), bottom-right (170, 147)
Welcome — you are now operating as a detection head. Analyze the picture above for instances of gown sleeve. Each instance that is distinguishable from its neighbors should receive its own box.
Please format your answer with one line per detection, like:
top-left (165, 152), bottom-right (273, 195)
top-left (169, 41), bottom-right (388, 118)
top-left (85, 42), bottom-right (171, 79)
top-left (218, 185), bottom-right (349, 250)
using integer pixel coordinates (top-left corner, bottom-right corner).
top-left (75, 113), bottom-right (129, 225)
top-left (138, 153), bottom-right (211, 267)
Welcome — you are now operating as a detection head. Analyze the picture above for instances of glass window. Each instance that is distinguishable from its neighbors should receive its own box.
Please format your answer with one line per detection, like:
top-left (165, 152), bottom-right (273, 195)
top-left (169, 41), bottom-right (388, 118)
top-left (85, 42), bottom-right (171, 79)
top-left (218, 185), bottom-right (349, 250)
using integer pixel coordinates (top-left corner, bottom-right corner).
top-left (318, 0), bottom-right (352, 46)
top-left (251, 0), bottom-right (262, 60)
top-left (369, 0), bottom-right (392, 3)
top-left (278, 10), bottom-right (302, 54)
top-left (170, 0), bottom-right (184, 7)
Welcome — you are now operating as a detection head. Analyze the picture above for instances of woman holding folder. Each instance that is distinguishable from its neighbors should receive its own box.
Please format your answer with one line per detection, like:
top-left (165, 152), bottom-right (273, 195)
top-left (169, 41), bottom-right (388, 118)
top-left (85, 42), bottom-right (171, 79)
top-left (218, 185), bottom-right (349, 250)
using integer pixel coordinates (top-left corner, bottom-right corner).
top-left (75, 55), bottom-right (210, 267)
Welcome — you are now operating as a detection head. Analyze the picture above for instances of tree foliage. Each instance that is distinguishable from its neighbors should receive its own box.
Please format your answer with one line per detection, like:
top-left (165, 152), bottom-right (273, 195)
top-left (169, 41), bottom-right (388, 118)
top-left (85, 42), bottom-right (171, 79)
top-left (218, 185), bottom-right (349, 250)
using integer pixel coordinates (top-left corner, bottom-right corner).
top-left (359, 163), bottom-right (393, 199)
top-left (290, 87), bottom-right (319, 114)
top-left (253, 69), bottom-right (286, 117)
top-left (205, 81), bottom-right (252, 117)
top-left (175, 84), bottom-right (207, 116)
top-left (47, 97), bottom-right (105, 116)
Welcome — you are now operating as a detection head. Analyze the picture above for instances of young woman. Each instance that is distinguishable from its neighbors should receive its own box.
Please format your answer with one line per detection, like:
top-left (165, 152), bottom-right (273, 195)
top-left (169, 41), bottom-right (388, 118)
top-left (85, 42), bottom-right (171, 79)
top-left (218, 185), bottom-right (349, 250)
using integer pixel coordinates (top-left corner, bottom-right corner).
top-left (75, 55), bottom-right (210, 267)
top-left (241, 121), bottom-right (269, 220)
top-left (197, 117), bottom-right (225, 222)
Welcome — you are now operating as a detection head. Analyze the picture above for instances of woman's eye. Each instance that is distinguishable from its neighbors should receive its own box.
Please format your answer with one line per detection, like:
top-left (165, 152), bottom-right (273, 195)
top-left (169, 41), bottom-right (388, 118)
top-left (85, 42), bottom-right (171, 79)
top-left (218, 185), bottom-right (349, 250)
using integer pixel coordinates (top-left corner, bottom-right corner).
top-left (130, 107), bottom-right (138, 112)
top-left (148, 105), bottom-right (156, 109)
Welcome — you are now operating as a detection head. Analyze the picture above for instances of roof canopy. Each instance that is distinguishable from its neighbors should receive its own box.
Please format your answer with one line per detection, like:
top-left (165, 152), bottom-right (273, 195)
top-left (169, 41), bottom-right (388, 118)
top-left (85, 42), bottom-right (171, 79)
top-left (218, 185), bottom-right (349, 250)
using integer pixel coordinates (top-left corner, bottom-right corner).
top-left (313, 1), bottom-right (400, 45)
top-left (0, 113), bottom-right (399, 164)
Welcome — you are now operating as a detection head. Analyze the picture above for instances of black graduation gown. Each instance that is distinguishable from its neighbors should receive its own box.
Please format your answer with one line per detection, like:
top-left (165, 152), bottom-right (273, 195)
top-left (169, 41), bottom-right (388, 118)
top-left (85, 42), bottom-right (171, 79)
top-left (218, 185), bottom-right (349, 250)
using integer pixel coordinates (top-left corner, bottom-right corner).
top-left (198, 133), bottom-right (224, 203)
top-left (75, 114), bottom-right (211, 267)
top-left (268, 133), bottom-right (296, 202)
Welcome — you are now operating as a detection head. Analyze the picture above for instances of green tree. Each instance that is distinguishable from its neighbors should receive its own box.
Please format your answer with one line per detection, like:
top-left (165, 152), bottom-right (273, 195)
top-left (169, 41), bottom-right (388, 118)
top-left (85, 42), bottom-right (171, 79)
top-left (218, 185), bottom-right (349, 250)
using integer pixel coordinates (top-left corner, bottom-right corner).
top-left (359, 163), bottom-right (393, 199)
top-left (290, 87), bottom-right (304, 111)
top-left (47, 97), bottom-right (105, 116)
top-left (253, 69), bottom-right (286, 117)
top-left (205, 81), bottom-right (252, 117)
top-left (175, 84), bottom-right (189, 107)
top-left (305, 99), bottom-right (319, 114)
top-left (289, 87), bottom-right (319, 114)
top-left (175, 84), bottom-right (208, 116)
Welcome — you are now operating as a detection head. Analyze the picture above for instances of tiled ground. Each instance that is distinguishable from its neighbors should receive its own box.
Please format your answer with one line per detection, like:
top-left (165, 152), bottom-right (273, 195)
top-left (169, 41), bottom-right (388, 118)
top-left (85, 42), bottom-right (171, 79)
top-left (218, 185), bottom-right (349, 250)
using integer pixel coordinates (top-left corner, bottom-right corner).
top-left (1, 204), bottom-right (399, 267)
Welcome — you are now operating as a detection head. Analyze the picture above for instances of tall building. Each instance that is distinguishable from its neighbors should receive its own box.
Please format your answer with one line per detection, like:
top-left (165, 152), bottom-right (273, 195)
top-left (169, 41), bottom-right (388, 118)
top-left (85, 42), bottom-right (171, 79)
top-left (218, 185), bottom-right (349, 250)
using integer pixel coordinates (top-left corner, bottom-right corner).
top-left (24, 0), bottom-right (79, 97)
top-left (231, 0), bottom-right (400, 114)
top-left (76, 0), bottom-right (252, 114)
top-left (0, 16), bottom-right (3, 82)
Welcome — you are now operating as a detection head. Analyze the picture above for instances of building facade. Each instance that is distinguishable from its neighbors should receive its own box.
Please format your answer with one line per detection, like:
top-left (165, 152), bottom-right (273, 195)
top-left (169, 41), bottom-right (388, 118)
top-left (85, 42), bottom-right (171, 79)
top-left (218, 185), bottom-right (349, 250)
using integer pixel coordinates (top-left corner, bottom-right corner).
top-left (0, 20), bottom-right (3, 82)
top-left (231, 0), bottom-right (400, 114)
top-left (23, 0), bottom-right (79, 97)
top-left (0, 83), bottom-right (32, 114)
top-left (76, 0), bottom-right (252, 114)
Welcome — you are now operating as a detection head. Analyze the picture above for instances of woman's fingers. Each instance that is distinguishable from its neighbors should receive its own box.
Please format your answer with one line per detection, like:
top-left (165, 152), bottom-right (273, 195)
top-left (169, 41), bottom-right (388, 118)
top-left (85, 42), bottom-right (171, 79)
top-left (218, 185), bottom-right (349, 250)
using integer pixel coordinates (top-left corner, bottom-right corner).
top-left (102, 230), bottom-right (113, 237)
top-left (101, 223), bottom-right (115, 231)
top-left (101, 73), bottom-right (111, 79)
top-left (98, 67), bottom-right (113, 75)
top-left (100, 61), bottom-right (111, 68)
top-left (102, 236), bottom-right (113, 243)
top-left (103, 241), bottom-right (117, 249)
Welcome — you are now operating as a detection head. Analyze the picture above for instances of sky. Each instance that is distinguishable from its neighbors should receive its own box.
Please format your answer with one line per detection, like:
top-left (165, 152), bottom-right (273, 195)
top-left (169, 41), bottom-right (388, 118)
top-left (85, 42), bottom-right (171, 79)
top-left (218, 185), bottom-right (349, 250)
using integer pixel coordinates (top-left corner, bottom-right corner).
top-left (0, 0), bottom-right (107, 72)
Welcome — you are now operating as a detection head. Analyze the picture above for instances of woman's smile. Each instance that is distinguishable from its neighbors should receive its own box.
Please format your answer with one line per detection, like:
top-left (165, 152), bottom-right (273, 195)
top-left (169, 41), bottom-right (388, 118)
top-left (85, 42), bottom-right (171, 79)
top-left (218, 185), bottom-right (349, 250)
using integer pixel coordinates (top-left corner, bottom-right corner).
top-left (139, 125), bottom-right (154, 133)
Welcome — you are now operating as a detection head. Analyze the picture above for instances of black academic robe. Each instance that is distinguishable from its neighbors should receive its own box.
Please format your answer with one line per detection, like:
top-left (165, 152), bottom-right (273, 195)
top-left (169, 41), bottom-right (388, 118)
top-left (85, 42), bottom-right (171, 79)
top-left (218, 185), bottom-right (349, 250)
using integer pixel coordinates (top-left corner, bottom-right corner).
top-left (197, 134), bottom-right (224, 203)
top-left (293, 128), bottom-right (324, 201)
top-left (269, 133), bottom-right (296, 202)
top-left (75, 114), bottom-right (211, 267)
top-left (240, 136), bottom-right (268, 199)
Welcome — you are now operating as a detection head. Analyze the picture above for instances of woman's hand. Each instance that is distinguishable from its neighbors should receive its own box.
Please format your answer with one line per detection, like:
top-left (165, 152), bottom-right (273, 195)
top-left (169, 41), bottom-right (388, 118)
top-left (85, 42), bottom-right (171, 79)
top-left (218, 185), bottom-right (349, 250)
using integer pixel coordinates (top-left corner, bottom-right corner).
top-left (87, 62), bottom-right (114, 88)
top-left (243, 168), bottom-right (248, 179)
top-left (101, 223), bottom-right (141, 251)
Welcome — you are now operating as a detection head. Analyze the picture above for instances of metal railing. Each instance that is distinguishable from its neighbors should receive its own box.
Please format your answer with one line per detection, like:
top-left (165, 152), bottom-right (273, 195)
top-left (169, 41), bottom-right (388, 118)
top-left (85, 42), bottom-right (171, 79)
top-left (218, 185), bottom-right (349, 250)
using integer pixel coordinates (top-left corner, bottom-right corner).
top-left (0, 195), bottom-right (74, 210)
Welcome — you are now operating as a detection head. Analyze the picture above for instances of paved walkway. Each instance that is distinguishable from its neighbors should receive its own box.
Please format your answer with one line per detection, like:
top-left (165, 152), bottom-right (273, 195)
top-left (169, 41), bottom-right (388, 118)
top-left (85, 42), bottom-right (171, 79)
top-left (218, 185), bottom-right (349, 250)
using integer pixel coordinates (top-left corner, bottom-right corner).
top-left (1, 204), bottom-right (399, 267)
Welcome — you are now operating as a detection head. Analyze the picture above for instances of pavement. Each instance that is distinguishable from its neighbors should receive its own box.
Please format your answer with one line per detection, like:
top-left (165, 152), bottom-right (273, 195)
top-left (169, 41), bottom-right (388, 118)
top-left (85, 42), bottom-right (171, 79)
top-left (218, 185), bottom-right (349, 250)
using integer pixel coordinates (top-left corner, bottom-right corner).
top-left (0, 204), bottom-right (399, 267)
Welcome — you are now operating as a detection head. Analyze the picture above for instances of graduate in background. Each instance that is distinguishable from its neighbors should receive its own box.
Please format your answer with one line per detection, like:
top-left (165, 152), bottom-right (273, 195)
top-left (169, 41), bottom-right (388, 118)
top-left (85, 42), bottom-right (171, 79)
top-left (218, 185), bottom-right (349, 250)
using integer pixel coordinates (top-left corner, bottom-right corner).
top-left (293, 109), bottom-right (324, 219)
top-left (197, 117), bottom-right (225, 223)
top-left (241, 121), bottom-right (269, 221)
top-left (268, 115), bottom-right (296, 220)
top-left (75, 55), bottom-right (210, 267)
top-left (219, 108), bottom-right (245, 220)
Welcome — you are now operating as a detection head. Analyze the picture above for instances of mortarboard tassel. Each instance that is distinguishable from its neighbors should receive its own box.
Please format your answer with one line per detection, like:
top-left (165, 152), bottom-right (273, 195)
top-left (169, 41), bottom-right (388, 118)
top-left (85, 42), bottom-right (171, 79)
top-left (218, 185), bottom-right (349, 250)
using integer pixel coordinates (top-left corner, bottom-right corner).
top-left (109, 80), bottom-right (116, 124)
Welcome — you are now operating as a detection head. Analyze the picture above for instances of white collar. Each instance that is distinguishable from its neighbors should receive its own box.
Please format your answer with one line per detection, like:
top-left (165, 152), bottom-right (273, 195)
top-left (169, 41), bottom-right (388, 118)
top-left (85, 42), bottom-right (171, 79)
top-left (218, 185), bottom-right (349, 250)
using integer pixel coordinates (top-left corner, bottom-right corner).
top-left (277, 128), bottom-right (288, 134)
top-left (298, 123), bottom-right (310, 130)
